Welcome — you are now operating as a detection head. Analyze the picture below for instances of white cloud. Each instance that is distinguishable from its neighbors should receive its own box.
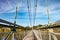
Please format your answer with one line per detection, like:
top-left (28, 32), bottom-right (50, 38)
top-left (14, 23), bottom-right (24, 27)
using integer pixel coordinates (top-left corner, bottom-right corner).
top-left (0, 1), bottom-right (16, 13)
top-left (0, 0), bottom-right (60, 26)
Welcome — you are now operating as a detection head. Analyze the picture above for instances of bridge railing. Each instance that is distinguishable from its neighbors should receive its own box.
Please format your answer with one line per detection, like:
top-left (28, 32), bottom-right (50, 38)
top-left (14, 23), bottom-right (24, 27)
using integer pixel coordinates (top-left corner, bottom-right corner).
top-left (0, 30), bottom-right (26, 40)
top-left (39, 29), bottom-right (60, 40)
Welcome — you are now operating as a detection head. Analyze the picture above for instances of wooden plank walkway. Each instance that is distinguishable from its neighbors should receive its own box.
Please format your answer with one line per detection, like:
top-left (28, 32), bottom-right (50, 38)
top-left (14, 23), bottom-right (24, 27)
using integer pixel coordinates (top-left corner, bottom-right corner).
top-left (23, 30), bottom-right (42, 40)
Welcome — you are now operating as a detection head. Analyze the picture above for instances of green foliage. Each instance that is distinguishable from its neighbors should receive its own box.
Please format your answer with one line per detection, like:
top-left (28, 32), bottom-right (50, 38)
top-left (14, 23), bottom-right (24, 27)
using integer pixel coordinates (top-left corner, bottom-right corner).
top-left (25, 26), bottom-right (31, 30)
top-left (33, 24), bottom-right (42, 29)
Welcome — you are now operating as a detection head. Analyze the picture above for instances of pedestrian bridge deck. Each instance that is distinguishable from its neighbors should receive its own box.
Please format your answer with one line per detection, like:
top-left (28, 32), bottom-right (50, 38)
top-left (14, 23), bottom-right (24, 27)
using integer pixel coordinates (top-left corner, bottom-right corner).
top-left (0, 29), bottom-right (60, 40)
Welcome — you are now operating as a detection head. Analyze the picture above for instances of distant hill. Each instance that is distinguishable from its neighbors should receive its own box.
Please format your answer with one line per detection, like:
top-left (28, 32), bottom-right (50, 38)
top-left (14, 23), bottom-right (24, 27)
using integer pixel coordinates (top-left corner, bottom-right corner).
top-left (55, 20), bottom-right (60, 25)
top-left (53, 20), bottom-right (60, 33)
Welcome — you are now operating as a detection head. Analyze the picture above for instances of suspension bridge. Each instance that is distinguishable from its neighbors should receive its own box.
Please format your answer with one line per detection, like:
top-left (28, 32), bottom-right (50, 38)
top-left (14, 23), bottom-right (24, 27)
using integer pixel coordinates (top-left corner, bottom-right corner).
top-left (0, 0), bottom-right (60, 40)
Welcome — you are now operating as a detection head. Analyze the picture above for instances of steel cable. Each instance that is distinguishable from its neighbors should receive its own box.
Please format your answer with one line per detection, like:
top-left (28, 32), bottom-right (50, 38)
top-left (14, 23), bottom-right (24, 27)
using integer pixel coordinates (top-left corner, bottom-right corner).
top-left (46, 0), bottom-right (50, 25)
top-left (4, 32), bottom-right (12, 40)
top-left (33, 0), bottom-right (38, 26)
top-left (14, 0), bottom-right (18, 27)
top-left (46, 0), bottom-right (52, 40)
top-left (27, 0), bottom-right (31, 26)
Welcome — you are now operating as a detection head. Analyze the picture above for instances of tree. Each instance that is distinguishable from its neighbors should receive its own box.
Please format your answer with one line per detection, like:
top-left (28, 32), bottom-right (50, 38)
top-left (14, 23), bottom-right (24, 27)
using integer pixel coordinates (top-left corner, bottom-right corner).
top-left (25, 26), bottom-right (31, 30)
top-left (33, 24), bottom-right (42, 29)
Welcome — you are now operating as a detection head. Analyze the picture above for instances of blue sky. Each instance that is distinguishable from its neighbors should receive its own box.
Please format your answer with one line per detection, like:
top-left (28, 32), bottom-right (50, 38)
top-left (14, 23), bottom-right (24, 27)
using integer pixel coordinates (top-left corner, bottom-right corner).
top-left (0, 0), bottom-right (60, 27)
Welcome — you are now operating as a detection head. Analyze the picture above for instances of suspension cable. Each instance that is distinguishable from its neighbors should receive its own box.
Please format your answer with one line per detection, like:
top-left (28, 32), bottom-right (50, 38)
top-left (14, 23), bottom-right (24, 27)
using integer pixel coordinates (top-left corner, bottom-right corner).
top-left (14, 0), bottom-right (18, 27)
top-left (46, 0), bottom-right (52, 40)
top-left (27, 0), bottom-right (31, 26)
top-left (46, 0), bottom-right (50, 25)
top-left (33, 0), bottom-right (38, 26)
